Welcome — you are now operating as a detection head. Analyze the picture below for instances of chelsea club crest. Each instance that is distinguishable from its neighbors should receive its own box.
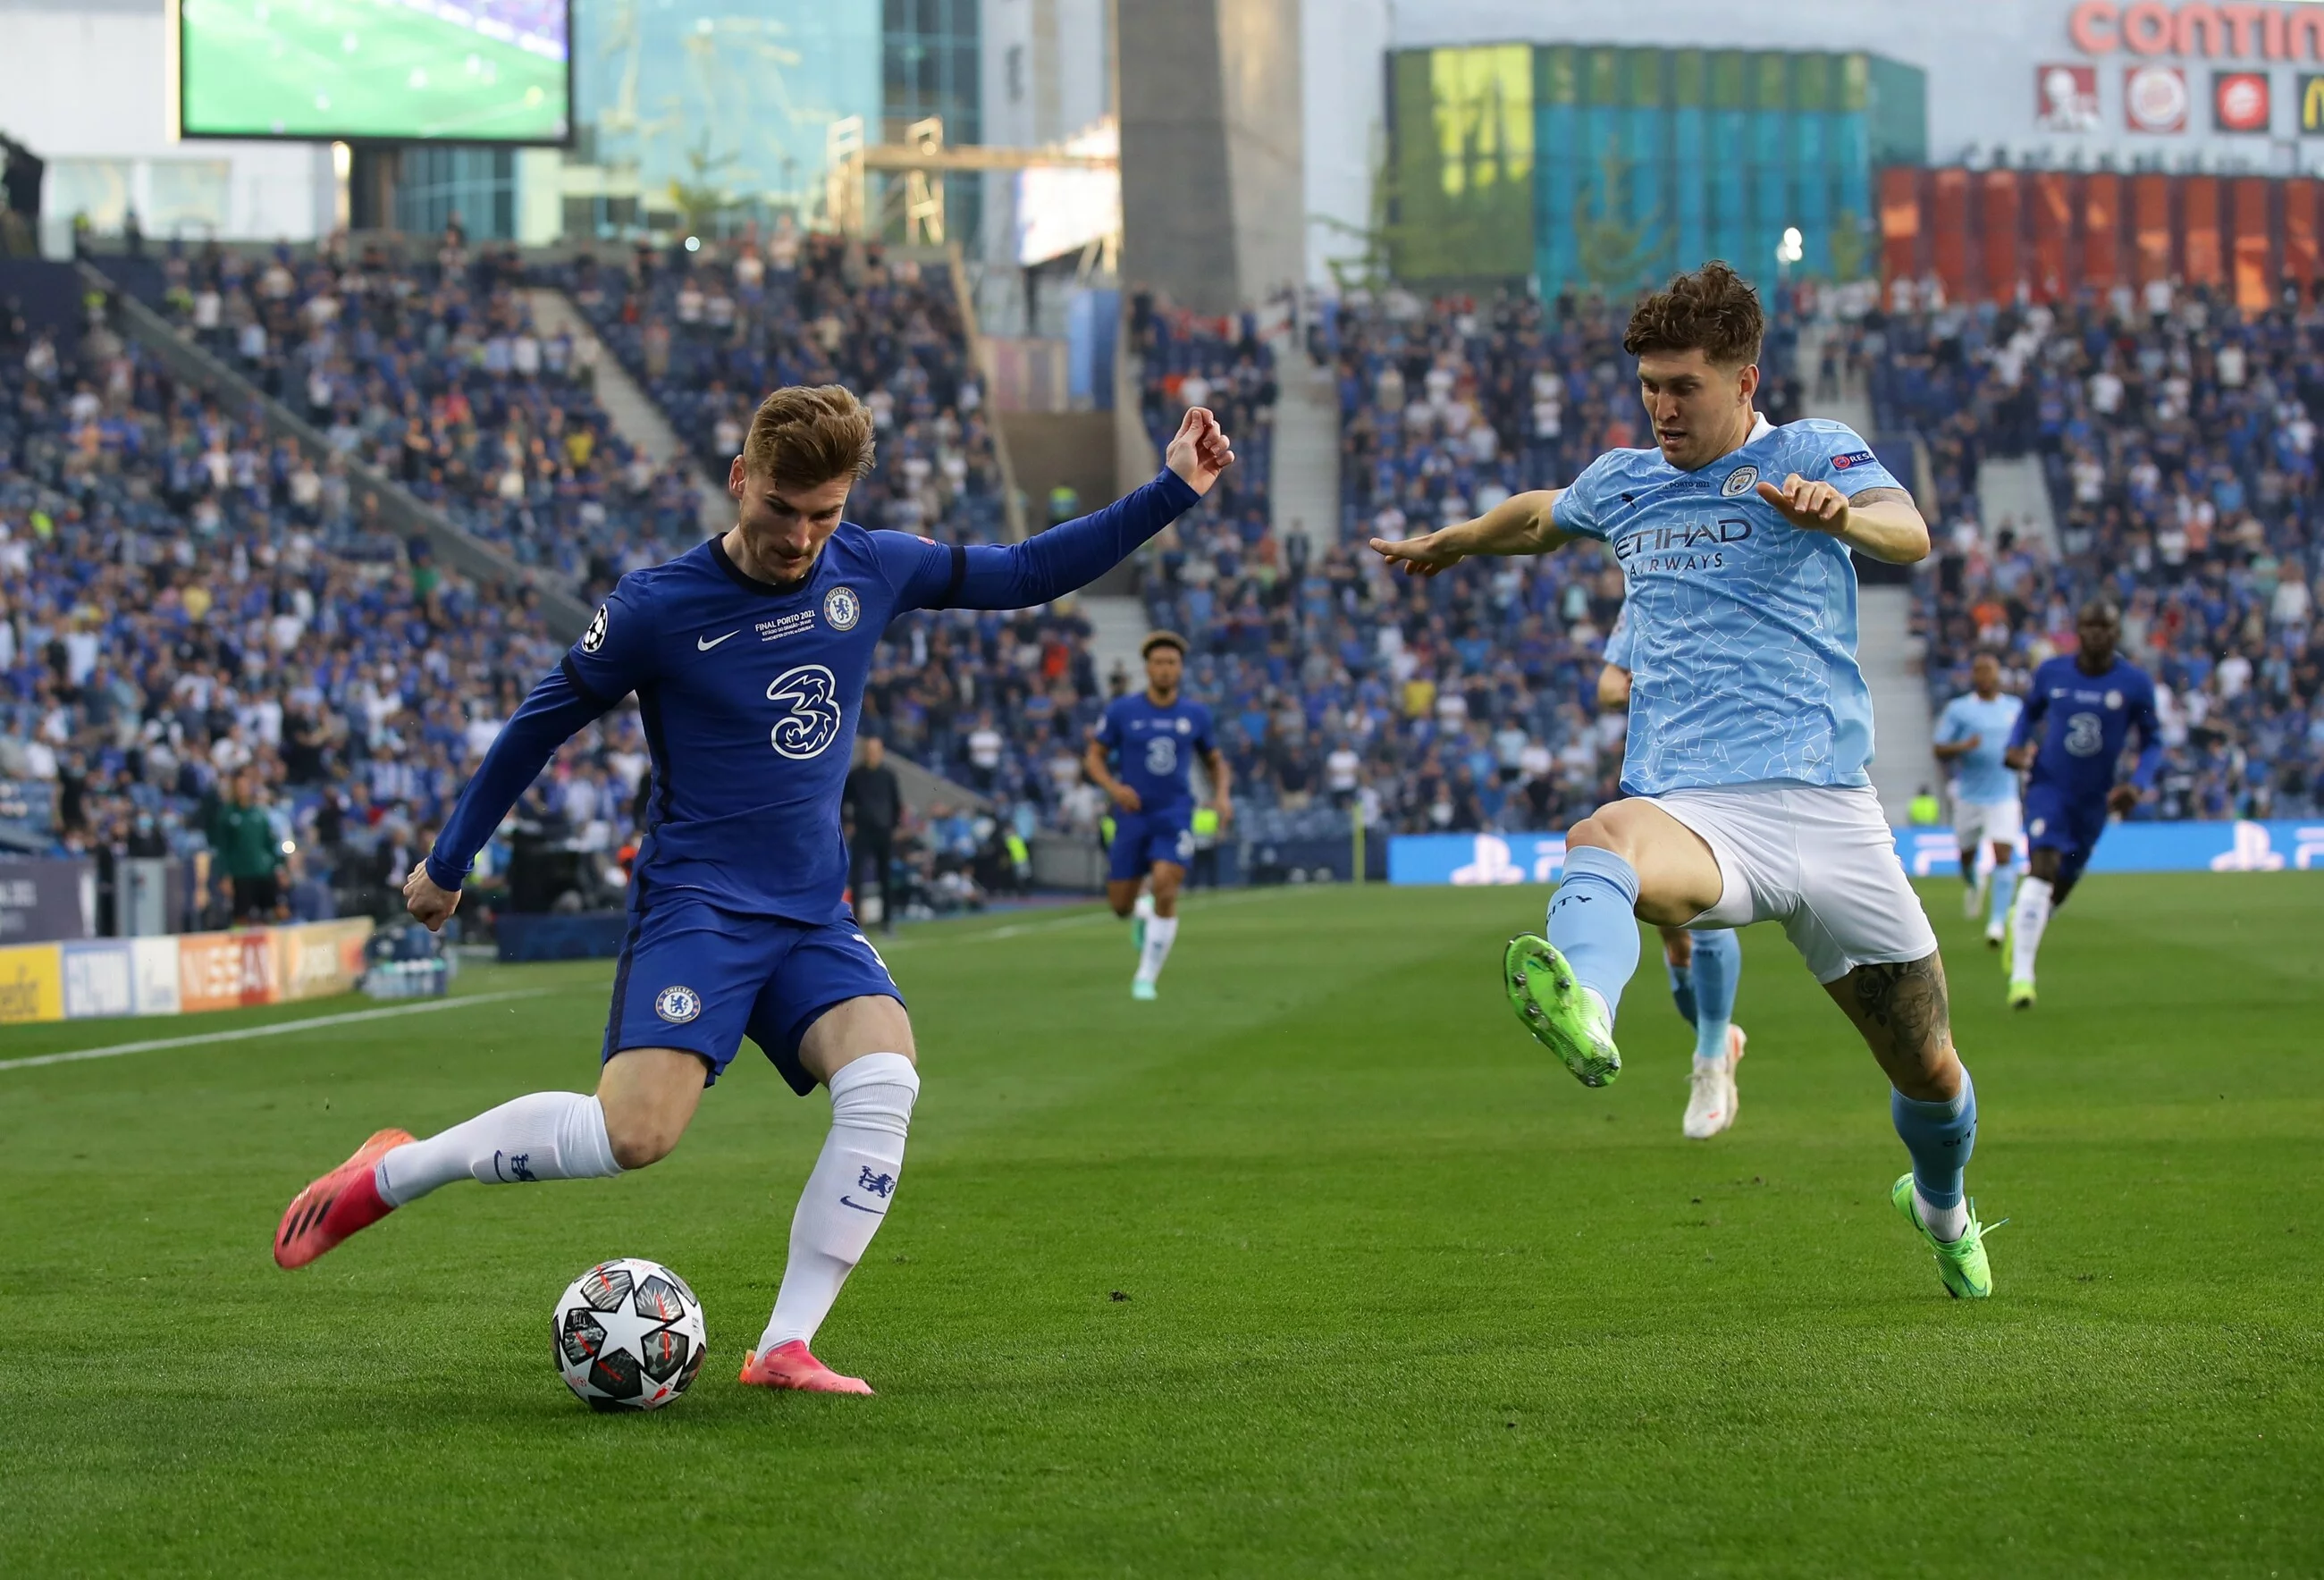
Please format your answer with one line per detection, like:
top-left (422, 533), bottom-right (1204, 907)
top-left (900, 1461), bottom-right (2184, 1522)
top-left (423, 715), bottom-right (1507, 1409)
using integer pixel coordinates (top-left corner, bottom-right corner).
top-left (654, 986), bottom-right (703, 1024)
top-left (823, 586), bottom-right (862, 631)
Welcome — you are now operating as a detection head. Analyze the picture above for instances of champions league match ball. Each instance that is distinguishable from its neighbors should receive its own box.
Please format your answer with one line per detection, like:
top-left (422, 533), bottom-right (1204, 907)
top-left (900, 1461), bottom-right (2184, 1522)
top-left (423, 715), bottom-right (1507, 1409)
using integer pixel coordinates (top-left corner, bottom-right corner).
top-left (552, 1259), bottom-right (708, 1412)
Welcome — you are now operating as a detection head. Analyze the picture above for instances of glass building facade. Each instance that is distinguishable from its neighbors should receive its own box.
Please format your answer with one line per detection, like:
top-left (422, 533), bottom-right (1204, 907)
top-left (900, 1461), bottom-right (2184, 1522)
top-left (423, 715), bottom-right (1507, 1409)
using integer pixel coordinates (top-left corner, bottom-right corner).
top-left (1389, 43), bottom-right (1926, 293)
top-left (881, 0), bottom-right (983, 246)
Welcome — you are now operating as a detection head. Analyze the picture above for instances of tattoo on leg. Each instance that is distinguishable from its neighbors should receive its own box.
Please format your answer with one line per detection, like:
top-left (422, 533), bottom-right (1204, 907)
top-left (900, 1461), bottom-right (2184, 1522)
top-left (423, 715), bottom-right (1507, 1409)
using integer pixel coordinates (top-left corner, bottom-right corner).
top-left (1850, 953), bottom-right (1951, 1056)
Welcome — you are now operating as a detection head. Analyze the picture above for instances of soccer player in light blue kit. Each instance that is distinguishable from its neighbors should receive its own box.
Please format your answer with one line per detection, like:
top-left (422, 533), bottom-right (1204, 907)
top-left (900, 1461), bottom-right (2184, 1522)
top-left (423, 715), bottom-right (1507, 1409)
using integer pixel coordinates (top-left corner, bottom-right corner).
top-left (1599, 607), bottom-right (1748, 1139)
top-left (1083, 631), bottom-right (1232, 1000)
top-left (272, 387), bottom-right (1236, 1392)
top-left (2000, 599), bottom-right (2160, 1009)
top-left (1373, 264), bottom-right (1995, 1298)
top-left (1933, 651), bottom-right (2026, 946)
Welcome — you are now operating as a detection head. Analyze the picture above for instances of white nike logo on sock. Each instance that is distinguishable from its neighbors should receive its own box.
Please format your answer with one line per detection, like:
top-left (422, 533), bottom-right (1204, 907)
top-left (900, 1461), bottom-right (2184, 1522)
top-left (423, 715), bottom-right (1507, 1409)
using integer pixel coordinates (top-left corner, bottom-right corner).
top-left (697, 631), bottom-right (738, 651)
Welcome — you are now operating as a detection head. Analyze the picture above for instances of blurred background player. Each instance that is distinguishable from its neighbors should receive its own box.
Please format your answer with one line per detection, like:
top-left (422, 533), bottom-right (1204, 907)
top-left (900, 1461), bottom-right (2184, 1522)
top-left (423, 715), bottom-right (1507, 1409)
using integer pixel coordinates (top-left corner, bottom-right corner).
top-left (2001, 601), bottom-right (2161, 1010)
top-left (1083, 631), bottom-right (1231, 1001)
top-left (1599, 609), bottom-right (1747, 1139)
top-left (272, 391), bottom-right (1235, 1398)
top-left (1373, 264), bottom-right (1997, 1299)
top-left (1932, 651), bottom-right (2026, 947)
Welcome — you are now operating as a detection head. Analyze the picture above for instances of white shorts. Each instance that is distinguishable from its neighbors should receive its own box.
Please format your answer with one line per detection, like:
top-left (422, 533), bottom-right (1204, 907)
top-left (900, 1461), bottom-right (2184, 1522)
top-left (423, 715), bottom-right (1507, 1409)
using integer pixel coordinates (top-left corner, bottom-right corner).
top-left (1647, 782), bottom-right (1940, 985)
top-left (1951, 794), bottom-right (2022, 851)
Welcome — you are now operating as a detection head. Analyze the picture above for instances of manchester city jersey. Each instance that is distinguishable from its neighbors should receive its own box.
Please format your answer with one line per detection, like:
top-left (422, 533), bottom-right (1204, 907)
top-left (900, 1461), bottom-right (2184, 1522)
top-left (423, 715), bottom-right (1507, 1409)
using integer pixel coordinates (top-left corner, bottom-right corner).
top-left (1094, 692), bottom-right (1215, 811)
top-left (1935, 692), bottom-right (2025, 805)
top-left (1550, 416), bottom-right (1902, 797)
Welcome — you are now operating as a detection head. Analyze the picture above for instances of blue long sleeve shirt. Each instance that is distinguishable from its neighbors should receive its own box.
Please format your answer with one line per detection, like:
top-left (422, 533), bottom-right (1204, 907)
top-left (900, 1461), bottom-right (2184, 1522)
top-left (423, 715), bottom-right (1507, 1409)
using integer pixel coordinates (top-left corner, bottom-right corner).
top-left (425, 468), bottom-right (1201, 920)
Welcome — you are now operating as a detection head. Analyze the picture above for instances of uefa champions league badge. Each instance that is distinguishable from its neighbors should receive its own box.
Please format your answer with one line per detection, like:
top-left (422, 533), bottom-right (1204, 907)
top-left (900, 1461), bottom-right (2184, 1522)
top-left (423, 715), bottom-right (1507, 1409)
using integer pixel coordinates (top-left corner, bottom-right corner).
top-left (654, 986), bottom-right (703, 1024)
top-left (822, 585), bottom-right (862, 631)
top-left (1722, 466), bottom-right (1758, 497)
top-left (583, 603), bottom-right (609, 652)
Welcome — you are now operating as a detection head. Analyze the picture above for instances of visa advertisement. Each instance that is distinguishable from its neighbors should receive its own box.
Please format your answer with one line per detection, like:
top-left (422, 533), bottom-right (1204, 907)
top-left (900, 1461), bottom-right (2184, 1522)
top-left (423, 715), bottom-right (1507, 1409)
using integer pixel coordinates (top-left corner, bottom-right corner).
top-left (1389, 820), bottom-right (2324, 886)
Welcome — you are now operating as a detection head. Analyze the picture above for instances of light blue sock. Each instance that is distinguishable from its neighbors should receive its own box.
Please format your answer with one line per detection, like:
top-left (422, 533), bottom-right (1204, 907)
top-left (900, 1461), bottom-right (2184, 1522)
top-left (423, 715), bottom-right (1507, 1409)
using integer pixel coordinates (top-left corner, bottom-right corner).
top-left (1546, 847), bottom-right (1641, 1020)
top-left (1687, 928), bottom-right (1740, 1062)
top-left (1890, 1067), bottom-right (1977, 1211)
top-left (1988, 863), bottom-right (2017, 932)
top-left (1667, 961), bottom-right (1698, 1027)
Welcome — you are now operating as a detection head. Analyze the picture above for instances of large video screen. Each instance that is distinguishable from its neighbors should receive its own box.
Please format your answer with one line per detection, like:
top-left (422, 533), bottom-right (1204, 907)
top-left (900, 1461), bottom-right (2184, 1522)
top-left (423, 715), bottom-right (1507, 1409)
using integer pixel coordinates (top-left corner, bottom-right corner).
top-left (178, 0), bottom-right (570, 144)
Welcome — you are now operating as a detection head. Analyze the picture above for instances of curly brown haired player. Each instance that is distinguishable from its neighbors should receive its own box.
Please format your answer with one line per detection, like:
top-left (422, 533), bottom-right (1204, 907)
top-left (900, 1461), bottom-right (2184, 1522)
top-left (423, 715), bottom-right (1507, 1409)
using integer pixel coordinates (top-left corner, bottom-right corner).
top-left (1371, 261), bottom-right (2000, 1300)
top-left (272, 389), bottom-right (1235, 1393)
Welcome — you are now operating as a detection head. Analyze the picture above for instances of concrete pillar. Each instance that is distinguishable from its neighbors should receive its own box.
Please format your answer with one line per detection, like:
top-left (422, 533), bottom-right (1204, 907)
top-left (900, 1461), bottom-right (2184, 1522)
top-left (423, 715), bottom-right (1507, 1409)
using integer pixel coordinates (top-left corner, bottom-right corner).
top-left (1117, 0), bottom-right (1301, 312)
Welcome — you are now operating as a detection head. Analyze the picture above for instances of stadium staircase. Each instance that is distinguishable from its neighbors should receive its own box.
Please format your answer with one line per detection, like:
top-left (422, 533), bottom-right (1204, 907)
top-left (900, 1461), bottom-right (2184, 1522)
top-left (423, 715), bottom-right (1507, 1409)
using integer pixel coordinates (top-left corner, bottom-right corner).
top-left (80, 262), bottom-right (595, 639)
top-left (527, 288), bottom-right (729, 537)
top-left (1268, 323), bottom-right (1340, 561)
top-left (1976, 452), bottom-right (2061, 553)
top-left (1798, 315), bottom-right (1931, 823)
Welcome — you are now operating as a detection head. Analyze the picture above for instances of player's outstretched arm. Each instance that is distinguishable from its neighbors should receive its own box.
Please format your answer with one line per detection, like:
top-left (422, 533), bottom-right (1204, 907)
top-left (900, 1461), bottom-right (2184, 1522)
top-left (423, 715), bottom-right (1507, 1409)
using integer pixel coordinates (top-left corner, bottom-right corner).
top-left (893, 408), bottom-right (1233, 613)
top-left (1369, 489), bottom-right (1571, 578)
top-left (408, 667), bottom-right (603, 929)
top-left (1755, 479), bottom-right (1930, 564)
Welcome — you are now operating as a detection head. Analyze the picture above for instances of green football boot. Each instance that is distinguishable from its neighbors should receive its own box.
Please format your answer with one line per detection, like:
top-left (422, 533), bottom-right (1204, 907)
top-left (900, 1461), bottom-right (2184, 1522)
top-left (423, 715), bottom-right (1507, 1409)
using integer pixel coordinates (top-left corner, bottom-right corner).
top-left (1890, 1173), bottom-right (1995, 1299)
top-left (1131, 978), bottom-right (1158, 1002)
top-left (1503, 935), bottom-right (1621, 1088)
top-left (2007, 979), bottom-right (2037, 1011)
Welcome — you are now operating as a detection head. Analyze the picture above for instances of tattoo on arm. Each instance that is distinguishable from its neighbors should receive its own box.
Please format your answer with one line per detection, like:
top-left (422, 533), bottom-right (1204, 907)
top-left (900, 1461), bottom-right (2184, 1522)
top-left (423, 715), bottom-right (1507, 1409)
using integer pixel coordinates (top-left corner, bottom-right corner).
top-left (1849, 953), bottom-right (1951, 1055)
top-left (1846, 486), bottom-right (1914, 508)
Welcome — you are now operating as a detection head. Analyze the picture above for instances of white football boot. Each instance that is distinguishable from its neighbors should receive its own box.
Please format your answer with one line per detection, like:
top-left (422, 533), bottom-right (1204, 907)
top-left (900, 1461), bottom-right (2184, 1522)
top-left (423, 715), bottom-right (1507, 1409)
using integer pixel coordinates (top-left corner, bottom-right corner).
top-left (1681, 1025), bottom-right (1747, 1139)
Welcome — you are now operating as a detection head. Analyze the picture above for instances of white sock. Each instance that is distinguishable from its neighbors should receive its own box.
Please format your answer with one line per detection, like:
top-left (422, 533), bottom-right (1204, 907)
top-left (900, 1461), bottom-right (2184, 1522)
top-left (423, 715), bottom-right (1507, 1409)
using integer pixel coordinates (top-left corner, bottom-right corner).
top-left (375, 1091), bottom-right (622, 1206)
top-left (1135, 913), bottom-right (1180, 984)
top-left (1915, 1187), bottom-right (1970, 1243)
top-left (2010, 877), bottom-right (2054, 983)
top-left (757, 1052), bottom-right (919, 1356)
top-left (1133, 892), bottom-right (1157, 922)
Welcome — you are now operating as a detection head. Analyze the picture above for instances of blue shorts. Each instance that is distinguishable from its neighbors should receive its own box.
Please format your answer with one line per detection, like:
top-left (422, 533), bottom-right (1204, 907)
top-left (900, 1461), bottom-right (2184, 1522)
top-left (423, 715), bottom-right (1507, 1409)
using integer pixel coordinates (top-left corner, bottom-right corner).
top-left (2024, 780), bottom-right (2109, 889)
top-left (1107, 804), bottom-right (1195, 881)
top-left (602, 892), bottom-right (904, 1093)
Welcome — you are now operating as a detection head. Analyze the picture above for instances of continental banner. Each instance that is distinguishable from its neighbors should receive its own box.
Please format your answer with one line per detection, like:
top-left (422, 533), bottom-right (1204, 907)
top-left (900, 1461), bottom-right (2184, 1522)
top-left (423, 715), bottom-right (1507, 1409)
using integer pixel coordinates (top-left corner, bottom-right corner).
top-left (0, 919), bottom-right (375, 1028)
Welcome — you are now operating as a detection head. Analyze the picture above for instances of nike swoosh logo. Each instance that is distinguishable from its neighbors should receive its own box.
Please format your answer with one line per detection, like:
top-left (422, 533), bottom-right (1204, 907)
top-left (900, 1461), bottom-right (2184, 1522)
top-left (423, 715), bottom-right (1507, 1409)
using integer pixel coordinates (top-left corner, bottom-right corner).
top-left (697, 631), bottom-right (739, 651)
top-left (838, 1196), bottom-right (887, 1215)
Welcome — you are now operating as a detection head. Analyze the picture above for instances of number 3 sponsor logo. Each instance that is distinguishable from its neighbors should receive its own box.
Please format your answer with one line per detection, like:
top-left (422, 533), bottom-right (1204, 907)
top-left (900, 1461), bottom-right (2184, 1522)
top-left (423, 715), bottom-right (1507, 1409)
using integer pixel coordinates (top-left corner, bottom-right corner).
top-left (2064, 710), bottom-right (2104, 757)
top-left (768, 664), bottom-right (844, 760)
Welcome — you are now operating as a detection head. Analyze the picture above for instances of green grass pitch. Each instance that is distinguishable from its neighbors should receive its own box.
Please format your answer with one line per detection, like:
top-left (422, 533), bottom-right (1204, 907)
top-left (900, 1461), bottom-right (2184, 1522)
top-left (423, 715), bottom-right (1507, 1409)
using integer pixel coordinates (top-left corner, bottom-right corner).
top-left (181, 0), bottom-right (565, 141)
top-left (2, 874), bottom-right (2319, 1576)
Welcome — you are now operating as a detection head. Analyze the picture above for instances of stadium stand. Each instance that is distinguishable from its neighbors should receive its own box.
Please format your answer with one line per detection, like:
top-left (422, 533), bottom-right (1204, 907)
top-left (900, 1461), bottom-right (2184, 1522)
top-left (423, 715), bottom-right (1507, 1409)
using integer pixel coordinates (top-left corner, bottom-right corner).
top-left (1868, 282), bottom-right (2324, 819)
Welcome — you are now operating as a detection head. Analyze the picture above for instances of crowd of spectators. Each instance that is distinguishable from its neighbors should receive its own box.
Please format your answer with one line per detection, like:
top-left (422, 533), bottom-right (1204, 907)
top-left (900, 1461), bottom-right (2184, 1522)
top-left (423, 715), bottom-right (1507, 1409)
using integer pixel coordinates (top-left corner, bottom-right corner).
top-left (564, 226), bottom-right (1007, 543)
top-left (1867, 278), bottom-right (2324, 819)
top-left (143, 232), bottom-right (704, 601)
top-left (0, 294), bottom-right (617, 927)
top-left (34, 212), bottom-right (2320, 926)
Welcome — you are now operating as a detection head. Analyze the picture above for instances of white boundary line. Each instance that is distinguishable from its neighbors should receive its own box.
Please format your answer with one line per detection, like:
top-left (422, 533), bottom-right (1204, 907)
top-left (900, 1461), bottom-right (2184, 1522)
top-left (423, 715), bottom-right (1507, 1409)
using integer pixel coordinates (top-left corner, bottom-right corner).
top-left (0, 990), bottom-right (552, 1072)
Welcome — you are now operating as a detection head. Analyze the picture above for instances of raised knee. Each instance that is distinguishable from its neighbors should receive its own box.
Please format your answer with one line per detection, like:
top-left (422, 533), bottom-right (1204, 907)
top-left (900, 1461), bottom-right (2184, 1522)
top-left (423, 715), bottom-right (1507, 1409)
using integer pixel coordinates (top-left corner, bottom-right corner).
top-left (607, 1127), bottom-right (679, 1171)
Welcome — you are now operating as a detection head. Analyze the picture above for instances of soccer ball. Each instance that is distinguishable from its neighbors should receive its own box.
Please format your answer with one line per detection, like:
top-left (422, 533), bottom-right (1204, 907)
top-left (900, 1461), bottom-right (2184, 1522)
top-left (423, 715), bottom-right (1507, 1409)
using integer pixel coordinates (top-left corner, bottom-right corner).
top-left (552, 1258), bottom-right (707, 1412)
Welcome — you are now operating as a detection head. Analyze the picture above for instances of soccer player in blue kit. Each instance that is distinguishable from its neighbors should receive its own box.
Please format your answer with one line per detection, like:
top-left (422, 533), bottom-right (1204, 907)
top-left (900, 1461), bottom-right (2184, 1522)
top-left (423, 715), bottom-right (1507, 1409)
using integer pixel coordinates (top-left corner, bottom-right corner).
top-left (1082, 631), bottom-right (1231, 1000)
top-left (1599, 609), bottom-right (1748, 1139)
top-left (2000, 599), bottom-right (2160, 1010)
top-left (1932, 651), bottom-right (2026, 947)
top-left (1373, 263), bottom-right (1999, 1298)
top-left (273, 386), bottom-right (1235, 1393)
